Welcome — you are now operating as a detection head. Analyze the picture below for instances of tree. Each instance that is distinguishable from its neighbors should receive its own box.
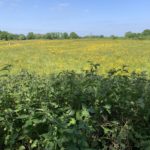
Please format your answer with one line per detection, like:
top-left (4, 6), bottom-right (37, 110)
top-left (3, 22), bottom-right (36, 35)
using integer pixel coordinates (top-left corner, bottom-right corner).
top-left (69, 32), bottom-right (79, 39)
top-left (62, 32), bottom-right (69, 39)
top-left (136, 33), bottom-right (143, 40)
top-left (0, 31), bottom-right (9, 40)
top-left (45, 33), bottom-right (52, 39)
top-left (125, 32), bottom-right (138, 39)
top-left (100, 35), bottom-right (104, 38)
top-left (18, 34), bottom-right (26, 40)
top-left (27, 32), bottom-right (35, 39)
top-left (110, 35), bottom-right (117, 39)
top-left (34, 34), bottom-right (43, 39)
top-left (142, 29), bottom-right (150, 36)
top-left (7, 33), bottom-right (14, 40)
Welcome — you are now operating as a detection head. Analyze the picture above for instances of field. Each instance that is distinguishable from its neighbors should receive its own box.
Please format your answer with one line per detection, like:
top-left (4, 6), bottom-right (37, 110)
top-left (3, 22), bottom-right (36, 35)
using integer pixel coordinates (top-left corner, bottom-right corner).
top-left (1, 39), bottom-right (150, 74)
top-left (1, 39), bottom-right (150, 149)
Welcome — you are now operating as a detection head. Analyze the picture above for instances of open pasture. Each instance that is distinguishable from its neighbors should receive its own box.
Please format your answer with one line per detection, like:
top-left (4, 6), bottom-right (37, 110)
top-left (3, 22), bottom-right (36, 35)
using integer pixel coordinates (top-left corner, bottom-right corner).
top-left (1, 39), bottom-right (150, 74)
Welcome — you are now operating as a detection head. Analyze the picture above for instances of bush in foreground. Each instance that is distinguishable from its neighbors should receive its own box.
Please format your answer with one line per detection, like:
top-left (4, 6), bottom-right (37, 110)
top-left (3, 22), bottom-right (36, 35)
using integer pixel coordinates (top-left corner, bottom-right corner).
top-left (0, 64), bottom-right (150, 150)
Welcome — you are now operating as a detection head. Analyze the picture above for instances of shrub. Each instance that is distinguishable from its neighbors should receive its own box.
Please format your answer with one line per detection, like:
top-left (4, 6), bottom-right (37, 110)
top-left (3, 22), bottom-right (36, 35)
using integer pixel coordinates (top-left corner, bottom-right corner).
top-left (0, 64), bottom-right (150, 149)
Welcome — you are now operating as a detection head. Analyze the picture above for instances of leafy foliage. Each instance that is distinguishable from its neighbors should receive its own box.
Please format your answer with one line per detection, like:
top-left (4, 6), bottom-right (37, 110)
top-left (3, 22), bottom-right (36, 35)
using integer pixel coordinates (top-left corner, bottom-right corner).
top-left (0, 64), bottom-right (150, 149)
top-left (1, 28), bottom-right (150, 40)
top-left (125, 29), bottom-right (150, 40)
top-left (0, 30), bottom-right (80, 40)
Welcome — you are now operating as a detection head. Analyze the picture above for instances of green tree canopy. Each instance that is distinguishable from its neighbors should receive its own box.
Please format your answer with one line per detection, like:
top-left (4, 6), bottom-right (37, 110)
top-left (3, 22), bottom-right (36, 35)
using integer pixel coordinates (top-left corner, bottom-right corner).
top-left (70, 32), bottom-right (79, 39)
top-left (27, 32), bottom-right (35, 39)
top-left (142, 29), bottom-right (150, 36)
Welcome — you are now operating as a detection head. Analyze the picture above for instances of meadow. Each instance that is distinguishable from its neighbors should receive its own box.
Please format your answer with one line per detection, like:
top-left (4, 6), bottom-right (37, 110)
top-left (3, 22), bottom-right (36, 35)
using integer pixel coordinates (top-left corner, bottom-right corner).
top-left (1, 39), bottom-right (150, 74)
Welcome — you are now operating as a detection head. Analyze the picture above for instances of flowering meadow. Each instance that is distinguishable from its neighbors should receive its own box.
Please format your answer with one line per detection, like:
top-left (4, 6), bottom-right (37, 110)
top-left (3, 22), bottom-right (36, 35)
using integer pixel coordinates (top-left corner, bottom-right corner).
top-left (1, 39), bottom-right (150, 74)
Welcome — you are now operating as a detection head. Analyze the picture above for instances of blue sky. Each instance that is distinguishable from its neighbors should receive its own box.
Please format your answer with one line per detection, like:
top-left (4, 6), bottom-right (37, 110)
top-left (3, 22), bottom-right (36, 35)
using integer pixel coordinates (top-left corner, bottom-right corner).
top-left (0, 0), bottom-right (150, 36)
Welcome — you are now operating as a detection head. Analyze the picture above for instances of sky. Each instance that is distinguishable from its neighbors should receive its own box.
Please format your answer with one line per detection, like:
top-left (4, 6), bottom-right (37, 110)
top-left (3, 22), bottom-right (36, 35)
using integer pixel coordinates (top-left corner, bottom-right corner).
top-left (0, 0), bottom-right (150, 36)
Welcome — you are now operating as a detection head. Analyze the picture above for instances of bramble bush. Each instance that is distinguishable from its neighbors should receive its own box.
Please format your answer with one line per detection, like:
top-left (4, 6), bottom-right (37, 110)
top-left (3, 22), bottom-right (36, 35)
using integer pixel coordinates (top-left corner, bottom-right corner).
top-left (0, 64), bottom-right (150, 150)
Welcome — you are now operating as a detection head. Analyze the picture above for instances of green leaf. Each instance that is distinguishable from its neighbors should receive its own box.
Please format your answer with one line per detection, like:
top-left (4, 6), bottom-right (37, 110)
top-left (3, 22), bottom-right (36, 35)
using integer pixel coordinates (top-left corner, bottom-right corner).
top-left (101, 126), bottom-right (112, 134)
top-left (31, 140), bottom-right (38, 148)
top-left (68, 118), bottom-right (76, 126)
top-left (18, 146), bottom-right (25, 150)
top-left (17, 115), bottom-right (29, 119)
top-left (103, 105), bottom-right (111, 114)
top-left (82, 108), bottom-right (90, 118)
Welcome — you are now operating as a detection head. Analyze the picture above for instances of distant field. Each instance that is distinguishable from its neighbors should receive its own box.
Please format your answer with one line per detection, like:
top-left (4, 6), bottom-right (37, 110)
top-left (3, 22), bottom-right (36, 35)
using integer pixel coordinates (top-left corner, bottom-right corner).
top-left (0, 39), bottom-right (150, 74)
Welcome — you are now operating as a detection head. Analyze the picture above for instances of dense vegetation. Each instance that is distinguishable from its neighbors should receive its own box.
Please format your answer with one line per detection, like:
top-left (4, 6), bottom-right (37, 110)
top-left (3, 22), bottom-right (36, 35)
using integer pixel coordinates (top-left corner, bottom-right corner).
top-left (1, 29), bottom-right (150, 40)
top-left (0, 64), bottom-right (150, 149)
top-left (0, 31), bottom-right (79, 40)
top-left (125, 29), bottom-right (150, 40)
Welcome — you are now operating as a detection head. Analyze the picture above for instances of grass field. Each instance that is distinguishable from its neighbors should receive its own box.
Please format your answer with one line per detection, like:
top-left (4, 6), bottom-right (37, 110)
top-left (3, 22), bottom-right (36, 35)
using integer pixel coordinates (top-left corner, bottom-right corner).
top-left (1, 39), bottom-right (150, 74)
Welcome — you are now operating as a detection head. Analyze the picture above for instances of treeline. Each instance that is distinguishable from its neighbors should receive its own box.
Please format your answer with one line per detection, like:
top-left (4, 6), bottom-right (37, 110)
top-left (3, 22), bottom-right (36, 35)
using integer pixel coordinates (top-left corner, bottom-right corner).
top-left (0, 31), bottom-right (79, 40)
top-left (85, 29), bottom-right (150, 40)
top-left (83, 35), bottom-right (119, 39)
top-left (125, 29), bottom-right (150, 39)
top-left (1, 29), bottom-right (150, 40)
top-left (0, 31), bottom-right (120, 40)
